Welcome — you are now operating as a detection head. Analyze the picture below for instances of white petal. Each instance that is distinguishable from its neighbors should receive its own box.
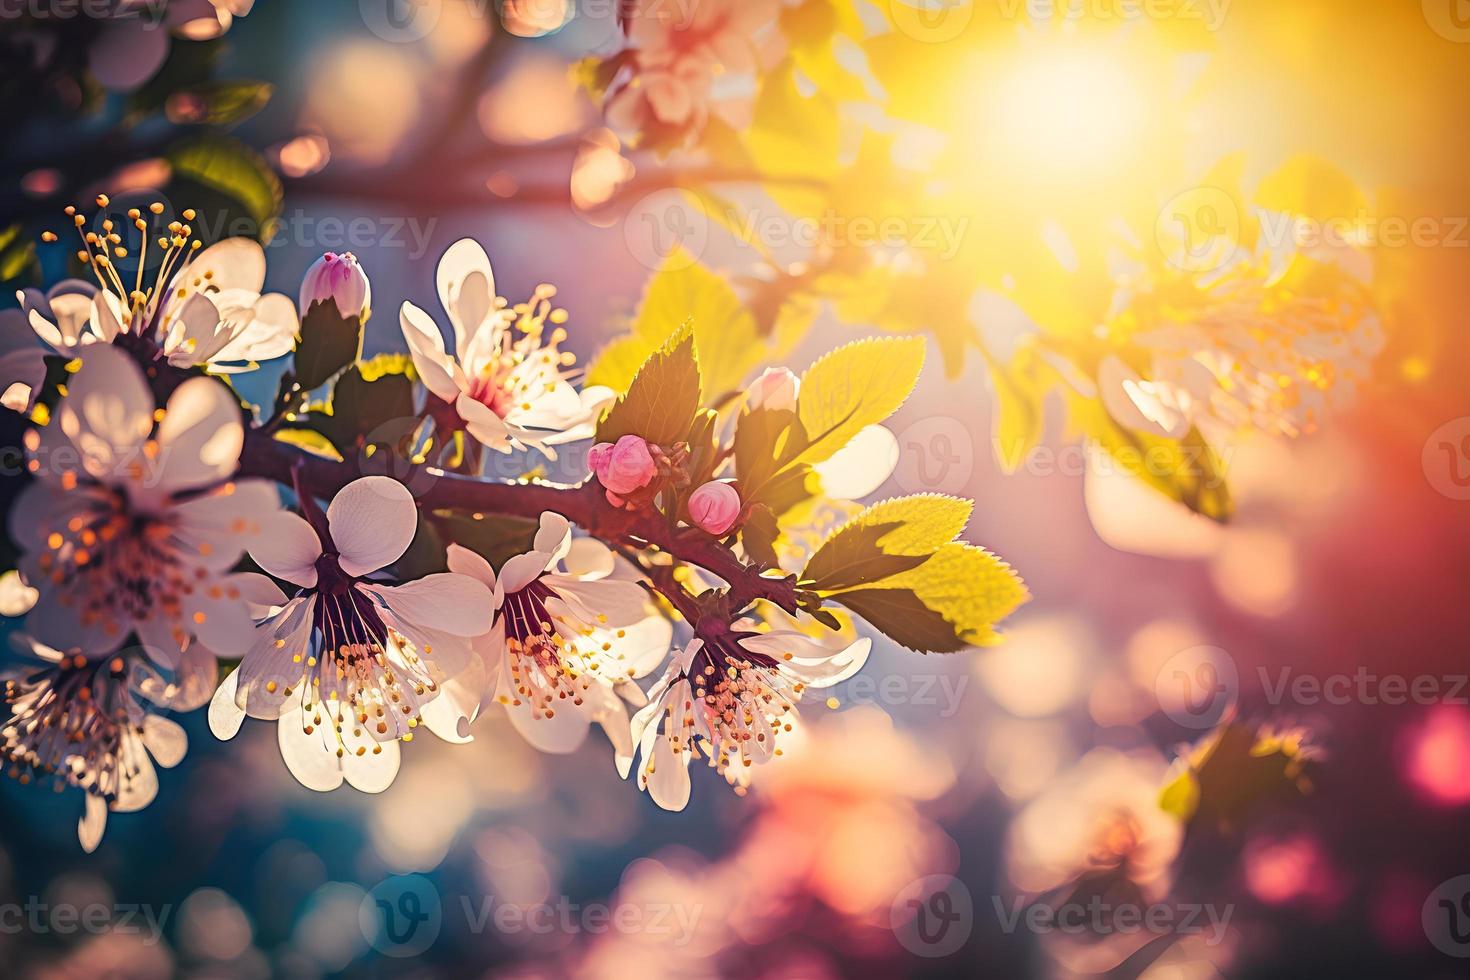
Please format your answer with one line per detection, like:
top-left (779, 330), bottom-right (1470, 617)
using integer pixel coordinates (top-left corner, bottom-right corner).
top-left (436, 238), bottom-right (496, 354)
top-left (498, 551), bottom-right (552, 595)
top-left (646, 734), bottom-right (692, 811)
top-left (79, 795), bottom-right (108, 853)
top-left (176, 236), bottom-right (267, 295)
top-left (327, 476), bottom-right (417, 577)
top-left (0, 569), bottom-right (38, 616)
top-left (58, 344), bottom-right (154, 477)
top-left (277, 708), bottom-right (345, 792)
top-left (142, 716), bottom-right (188, 768)
top-left (210, 293), bottom-right (299, 363)
top-left (183, 586), bottom-right (257, 657)
top-left (230, 571), bottom-right (289, 617)
top-left (546, 574), bottom-right (651, 628)
top-left (400, 302), bottom-right (462, 403)
top-left (364, 573), bottom-right (494, 637)
top-left (813, 424), bottom-right (899, 500)
top-left (420, 662), bottom-right (487, 744)
top-left (445, 542), bottom-right (496, 590)
top-left (90, 290), bottom-right (125, 342)
top-left (455, 392), bottom-right (511, 451)
top-left (563, 537), bottom-right (615, 580)
top-left (343, 738), bottom-right (401, 794)
top-left (209, 669), bottom-right (247, 740)
top-left (507, 697), bottom-right (592, 753)
top-left (152, 376), bottom-right (245, 494)
top-left (250, 511), bottom-right (322, 587)
top-left (533, 511), bottom-right (573, 563)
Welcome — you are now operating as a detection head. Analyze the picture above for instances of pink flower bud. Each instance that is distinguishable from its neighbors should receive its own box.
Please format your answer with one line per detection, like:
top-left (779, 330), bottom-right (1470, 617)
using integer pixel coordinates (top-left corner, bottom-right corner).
top-left (688, 480), bottom-right (741, 535)
top-left (746, 367), bottom-right (798, 412)
top-left (589, 434), bottom-right (657, 495)
top-left (300, 251), bottom-right (371, 319)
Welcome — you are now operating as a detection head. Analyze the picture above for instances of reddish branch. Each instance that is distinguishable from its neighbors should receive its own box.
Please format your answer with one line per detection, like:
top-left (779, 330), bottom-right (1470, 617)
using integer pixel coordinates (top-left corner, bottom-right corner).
top-left (238, 427), bottom-right (800, 616)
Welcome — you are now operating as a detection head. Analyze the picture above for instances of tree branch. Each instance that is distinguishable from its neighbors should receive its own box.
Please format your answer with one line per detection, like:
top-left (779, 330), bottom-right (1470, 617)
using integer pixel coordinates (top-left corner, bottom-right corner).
top-left (238, 426), bottom-right (799, 616)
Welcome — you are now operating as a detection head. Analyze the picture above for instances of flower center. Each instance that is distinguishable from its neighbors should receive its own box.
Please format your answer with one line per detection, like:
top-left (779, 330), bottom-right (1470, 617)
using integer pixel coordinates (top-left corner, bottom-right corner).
top-left (682, 634), bottom-right (797, 775)
top-left (2, 655), bottom-right (137, 802)
top-left (35, 486), bottom-right (226, 648)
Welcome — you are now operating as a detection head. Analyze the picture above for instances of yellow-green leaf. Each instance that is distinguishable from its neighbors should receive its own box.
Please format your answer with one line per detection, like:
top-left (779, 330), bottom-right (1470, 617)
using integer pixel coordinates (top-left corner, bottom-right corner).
top-left (802, 494), bottom-right (972, 593)
top-left (1075, 400), bottom-right (1233, 521)
top-left (587, 251), bottom-right (769, 399)
top-left (796, 336), bottom-right (925, 465)
top-left (884, 543), bottom-right (1029, 647)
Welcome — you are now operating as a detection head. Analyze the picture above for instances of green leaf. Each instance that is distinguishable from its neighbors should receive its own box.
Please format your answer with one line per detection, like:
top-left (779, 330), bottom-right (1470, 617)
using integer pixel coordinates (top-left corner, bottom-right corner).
top-left (1159, 767), bottom-right (1201, 822)
top-left (293, 300), bottom-right (363, 391)
top-left (739, 504), bottom-right (781, 568)
top-left (272, 426), bottom-right (342, 461)
top-left (167, 135), bottom-right (282, 242)
top-left (0, 223), bottom-right (39, 291)
top-left (309, 354), bottom-right (417, 454)
top-left (1079, 403), bottom-right (1233, 521)
top-left (833, 588), bottom-right (972, 654)
top-left (172, 80), bottom-right (274, 126)
top-left (733, 406), bottom-right (808, 501)
top-left (587, 251), bottom-right (775, 400)
top-left (796, 336), bottom-right (925, 465)
top-left (595, 323), bottom-right (701, 448)
top-left (882, 543), bottom-right (1029, 647)
top-left (802, 494), bottom-right (972, 593)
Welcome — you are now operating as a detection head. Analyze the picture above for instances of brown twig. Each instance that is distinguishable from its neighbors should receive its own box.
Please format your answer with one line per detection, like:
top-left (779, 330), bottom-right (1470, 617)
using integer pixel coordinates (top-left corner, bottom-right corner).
top-left (238, 426), bottom-right (800, 617)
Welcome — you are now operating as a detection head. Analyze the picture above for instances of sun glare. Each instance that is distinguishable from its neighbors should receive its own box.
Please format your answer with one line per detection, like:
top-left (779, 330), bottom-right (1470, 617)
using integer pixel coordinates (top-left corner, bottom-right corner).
top-left (987, 45), bottom-right (1147, 180)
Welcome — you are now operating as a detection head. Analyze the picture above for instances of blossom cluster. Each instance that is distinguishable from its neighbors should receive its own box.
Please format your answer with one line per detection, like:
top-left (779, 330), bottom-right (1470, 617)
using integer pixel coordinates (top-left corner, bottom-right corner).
top-left (0, 200), bottom-right (881, 850)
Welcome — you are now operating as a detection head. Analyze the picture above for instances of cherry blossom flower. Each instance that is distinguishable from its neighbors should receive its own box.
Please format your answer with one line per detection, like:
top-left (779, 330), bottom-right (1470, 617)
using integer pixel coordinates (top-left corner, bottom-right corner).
top-left (1101, 226), bottom-right (1383, 439)
top-left (85, 0), bottom-right (254, 92)
top-left (28, 202), bottom-right (297, 372)
top-left (688, 480), bottom-right (741, 535)
top-left (210, 476), bottom-right (494, 793)
top-left (1005, 748), bottom-right (1183, 902)
top-left (10, 344), bottom-right (279, 662)
top-left (588, 434), bottom-right (658, 495)
top-left (744, 366), bottom-right (798, 412)
top-left (605, 0), bottom-right (782, 139)
top-left (442, 512), bottom-right (671, 763)
top-left (2, 637), bottom-right (196, 852)
top-left (151, 236), bottom-right (300, 371)
top-left (299, 250), bottom-right (371, 319)
top-left (627, 627), bottom-right (871, 810)
top-left (399, 239), bottom-right (610, 457)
